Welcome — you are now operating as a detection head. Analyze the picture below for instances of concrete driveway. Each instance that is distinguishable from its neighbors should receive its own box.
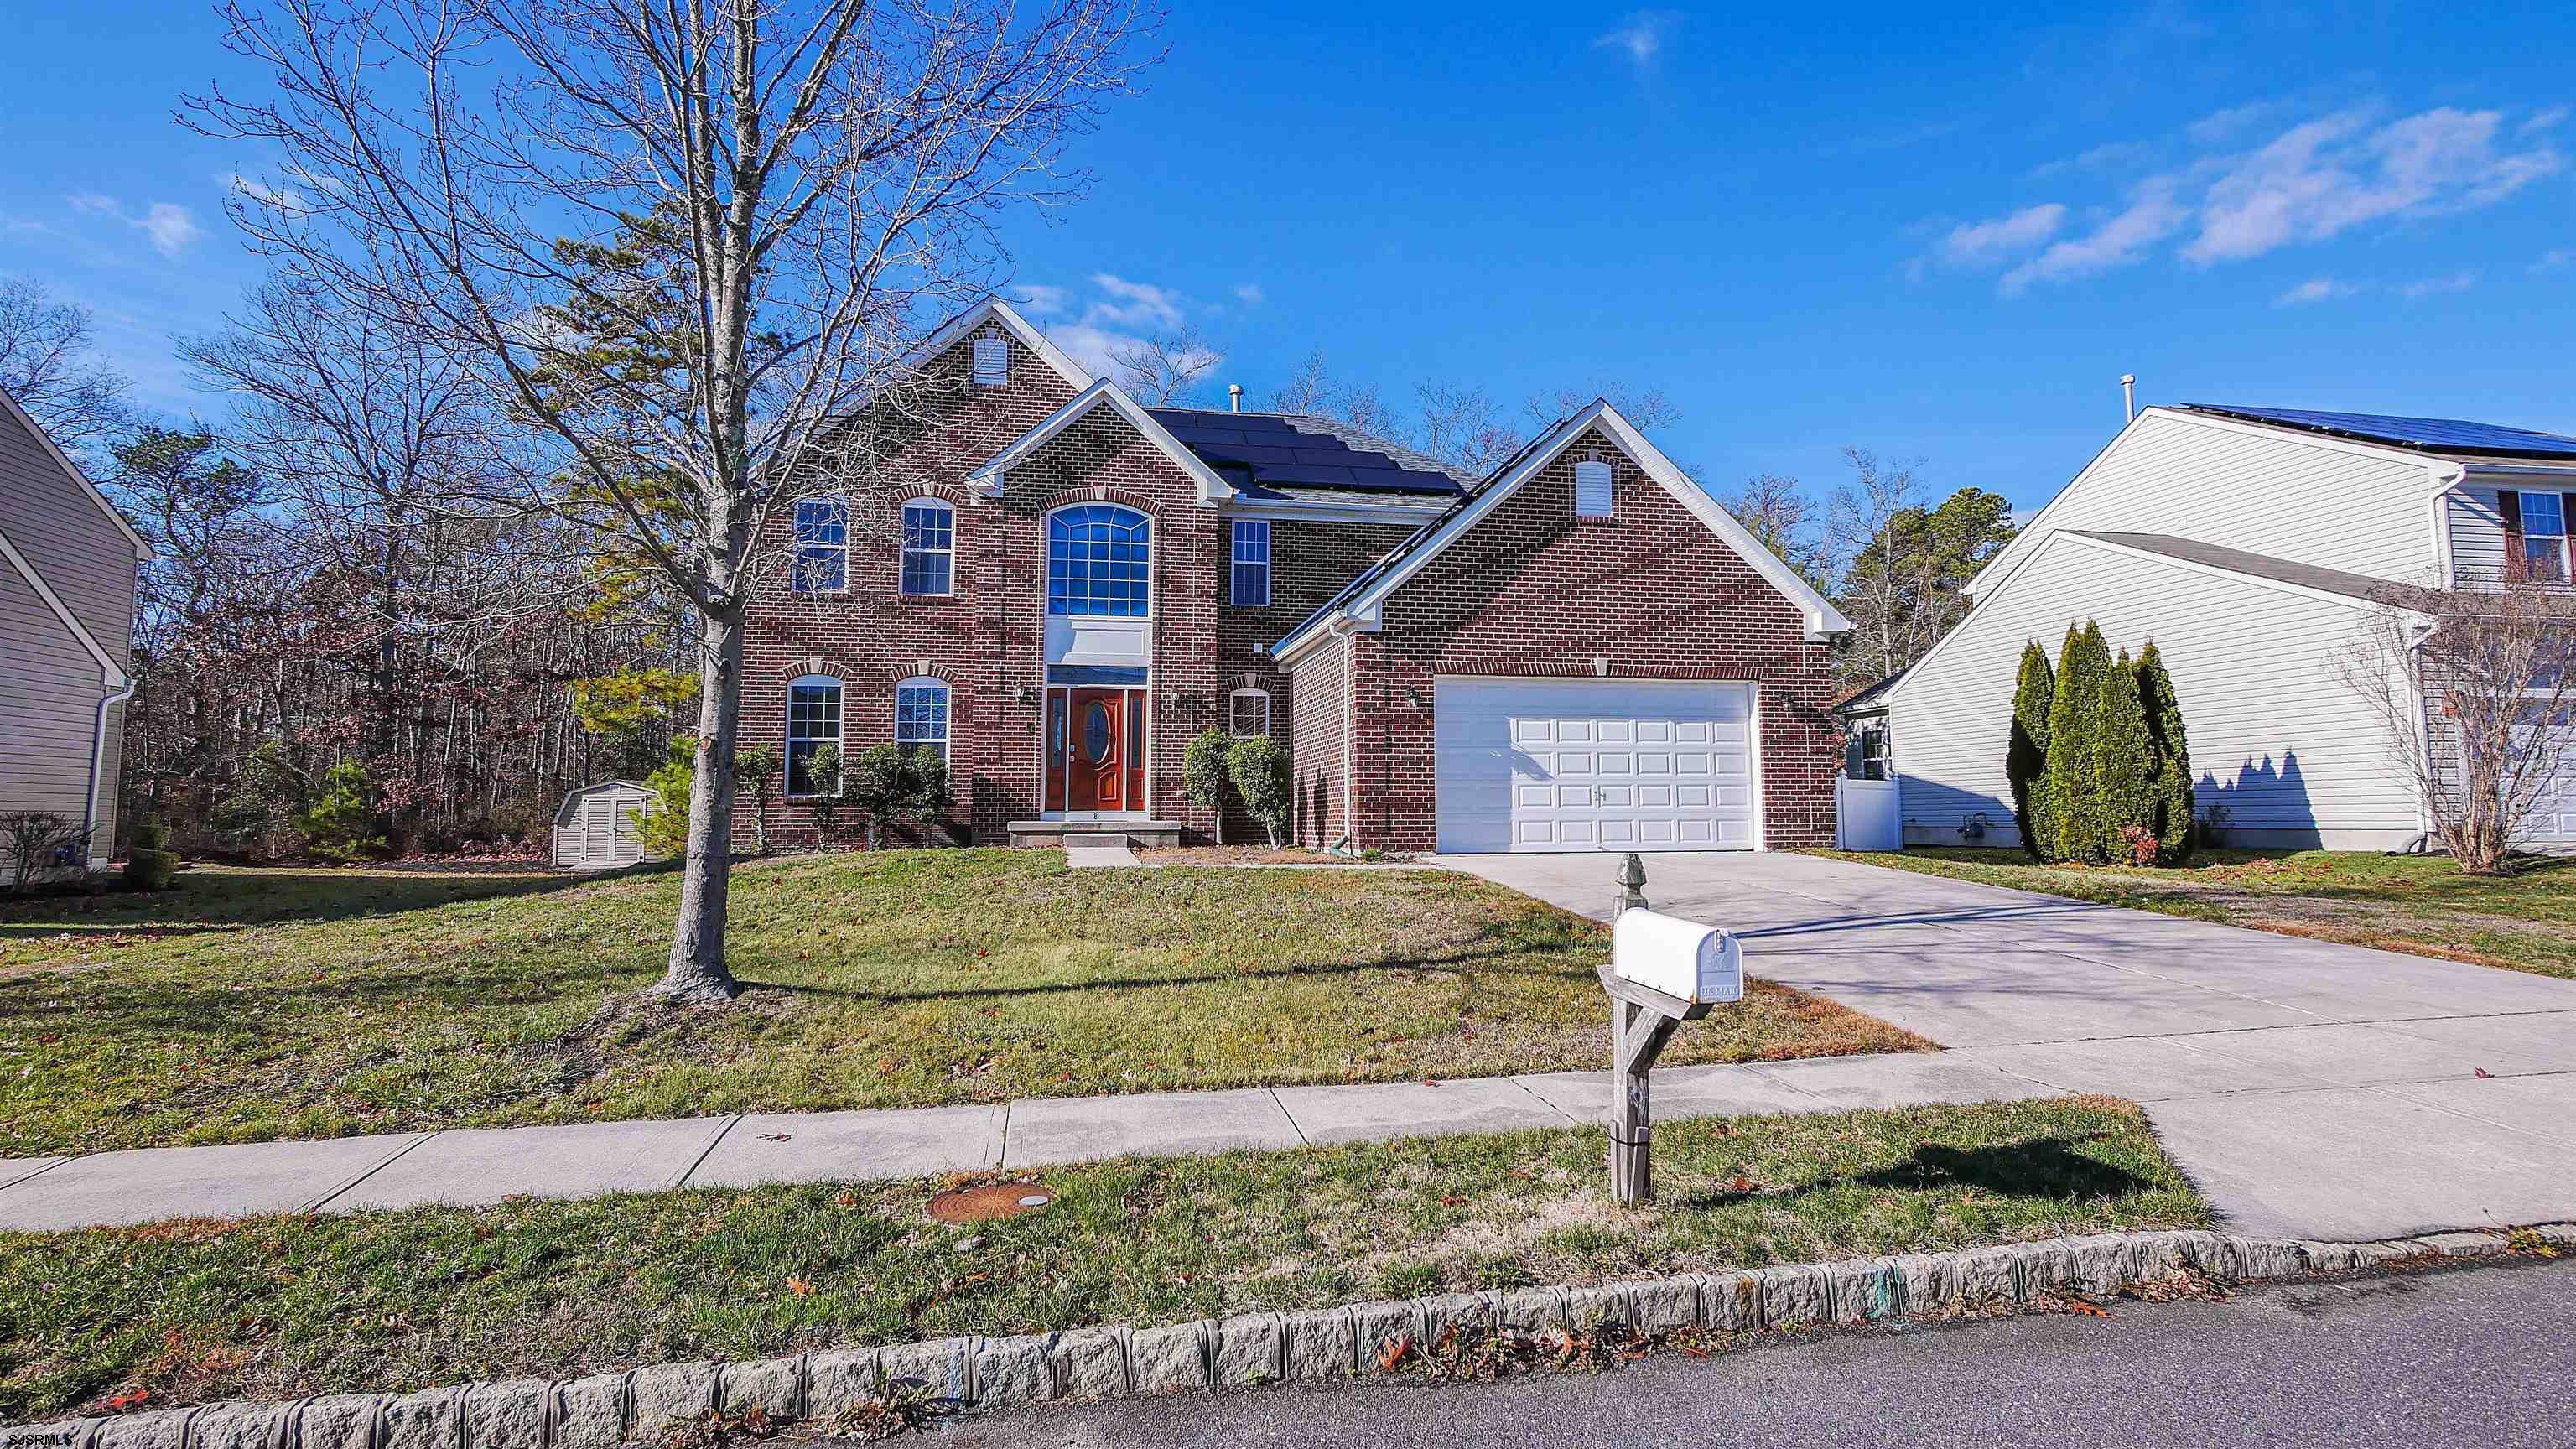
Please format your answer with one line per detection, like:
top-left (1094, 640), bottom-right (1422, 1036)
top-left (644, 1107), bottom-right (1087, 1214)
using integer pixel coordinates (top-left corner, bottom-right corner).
top-left (1442, 850), bottom-right (2576, 1241)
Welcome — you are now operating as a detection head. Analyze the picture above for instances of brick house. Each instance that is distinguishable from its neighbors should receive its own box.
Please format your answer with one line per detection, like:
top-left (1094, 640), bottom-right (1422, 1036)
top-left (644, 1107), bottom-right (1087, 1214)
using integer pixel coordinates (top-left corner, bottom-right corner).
top-left (740, 299), bottom-right (1850, 854)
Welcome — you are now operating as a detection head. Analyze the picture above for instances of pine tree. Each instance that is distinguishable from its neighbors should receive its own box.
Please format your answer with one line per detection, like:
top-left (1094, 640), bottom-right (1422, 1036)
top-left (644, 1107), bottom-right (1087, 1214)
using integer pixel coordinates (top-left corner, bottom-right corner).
top-left (2044, 621), bottom-right (2111, 863)
top-left (2007, 641), bottom-right (2055, 859)
top-left (2093, 652), bottom-right (2159, 864)
top-left (2137, 641), bottom-right (2196, 864)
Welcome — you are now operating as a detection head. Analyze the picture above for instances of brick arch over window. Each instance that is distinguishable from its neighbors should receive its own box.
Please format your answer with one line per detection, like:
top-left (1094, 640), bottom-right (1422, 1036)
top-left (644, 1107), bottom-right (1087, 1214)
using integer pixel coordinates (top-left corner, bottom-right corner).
top-left (779, 657), bottom-right (854, 683)
top-left (886, 659), bottom-right (960, 686)
top-left (1036, 483), bottom-right (1164, 516)
top-left (1228, 672), bottom-right (1277, 693)
top-left (898, 482), bottom-right (983, 511)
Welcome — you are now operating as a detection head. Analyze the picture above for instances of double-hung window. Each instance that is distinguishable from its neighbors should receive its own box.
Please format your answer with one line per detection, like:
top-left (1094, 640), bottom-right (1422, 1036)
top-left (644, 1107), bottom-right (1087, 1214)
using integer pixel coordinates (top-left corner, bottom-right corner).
top-left (1230, 518), bottom-right (1270, 606)
top-left (792, 497), bottom-right (849, 593)
top-left (1229, 688), bottom-right (1270, 739)
top-left (2521, 490), bottom-right (2570, 583)
top-left (896, 678), bottom-right (951, 764)
top-left (786, 677), bottom-right (844, 795)
top-left (901, 499), bottom-right (954, 595)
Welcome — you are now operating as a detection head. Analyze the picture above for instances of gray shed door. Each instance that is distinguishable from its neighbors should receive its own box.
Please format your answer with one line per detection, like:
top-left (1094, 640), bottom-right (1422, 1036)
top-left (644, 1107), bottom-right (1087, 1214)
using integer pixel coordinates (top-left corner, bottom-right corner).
top-left (582, 796), bottom-right (619, 865)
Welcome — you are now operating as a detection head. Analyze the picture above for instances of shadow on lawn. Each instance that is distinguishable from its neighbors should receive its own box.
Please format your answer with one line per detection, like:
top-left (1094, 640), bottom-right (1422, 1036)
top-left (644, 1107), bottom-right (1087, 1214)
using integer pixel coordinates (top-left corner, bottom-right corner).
top-left (0, 860), bottom-right (672, 940)
top-left (1687, 1136), bottom-right (2150, 1208)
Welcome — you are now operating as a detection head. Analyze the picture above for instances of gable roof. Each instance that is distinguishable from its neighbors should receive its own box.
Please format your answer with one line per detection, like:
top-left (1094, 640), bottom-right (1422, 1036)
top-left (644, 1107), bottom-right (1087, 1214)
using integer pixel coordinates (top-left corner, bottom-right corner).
top-left (0, 386), bottom-right (151, 561)
top-left (1145, 408), bottom-right (1467, 497)
top-left (965, 378), bottom-right (1238, 506)
top-left (911, 298), bottom-right (1092, 393)
top-left (2178, 404), bottom-right (2576, 465)
top-left (1271, 400), bottom-right (1851, 662)
top-left (0, 523), bottom-right (127, 687)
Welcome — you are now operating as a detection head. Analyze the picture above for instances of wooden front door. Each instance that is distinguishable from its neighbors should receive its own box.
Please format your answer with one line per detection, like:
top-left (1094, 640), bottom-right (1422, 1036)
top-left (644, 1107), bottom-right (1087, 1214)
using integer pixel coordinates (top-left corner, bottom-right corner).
top-left (1052, 687), bottom-right (1148, 813)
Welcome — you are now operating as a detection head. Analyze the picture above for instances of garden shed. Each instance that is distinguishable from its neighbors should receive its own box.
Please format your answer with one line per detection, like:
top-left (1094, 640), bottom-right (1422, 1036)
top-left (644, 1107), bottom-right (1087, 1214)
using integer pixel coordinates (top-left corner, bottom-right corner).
top-left (553, 780), bottom-right (658, 869)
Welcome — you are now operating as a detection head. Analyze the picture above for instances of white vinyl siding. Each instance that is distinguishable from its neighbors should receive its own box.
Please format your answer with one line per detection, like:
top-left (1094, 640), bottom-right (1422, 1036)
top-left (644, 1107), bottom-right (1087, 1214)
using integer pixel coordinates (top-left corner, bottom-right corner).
top-left (1891, 535), bottom-right (2420, 849)
top-left (1433, 678), bottom-right (1756, 853)
top-left (2446, 485), bottom-right (2516, 586)
top-left (1976, 412), bottom-right (2438, 600)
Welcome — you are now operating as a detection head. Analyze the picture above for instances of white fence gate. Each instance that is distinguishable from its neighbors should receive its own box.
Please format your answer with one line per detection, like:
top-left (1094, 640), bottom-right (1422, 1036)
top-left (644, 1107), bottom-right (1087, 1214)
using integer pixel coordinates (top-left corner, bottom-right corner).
top-left (1835, 776), bottom-right (1901, 852)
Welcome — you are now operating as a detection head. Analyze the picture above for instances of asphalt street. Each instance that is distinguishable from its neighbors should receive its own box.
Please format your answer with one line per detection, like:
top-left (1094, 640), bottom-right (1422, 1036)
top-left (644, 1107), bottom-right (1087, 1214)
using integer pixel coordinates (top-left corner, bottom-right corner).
top-left (937, 1256), bottom-right (2576, 1448)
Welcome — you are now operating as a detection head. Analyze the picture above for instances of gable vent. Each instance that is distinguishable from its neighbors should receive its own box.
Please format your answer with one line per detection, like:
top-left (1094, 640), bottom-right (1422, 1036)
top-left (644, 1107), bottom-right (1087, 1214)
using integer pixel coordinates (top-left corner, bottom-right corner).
top-left (1573, 457), bottom-right (1614, 517)
top-left (971, 335), bottom-right (1009, 387)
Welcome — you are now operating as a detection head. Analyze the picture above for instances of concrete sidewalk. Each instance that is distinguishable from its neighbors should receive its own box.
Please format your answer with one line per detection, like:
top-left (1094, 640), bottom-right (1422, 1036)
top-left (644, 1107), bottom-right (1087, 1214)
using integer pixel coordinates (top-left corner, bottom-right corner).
top-left (0, 1051), bottom-right (2060, 1232)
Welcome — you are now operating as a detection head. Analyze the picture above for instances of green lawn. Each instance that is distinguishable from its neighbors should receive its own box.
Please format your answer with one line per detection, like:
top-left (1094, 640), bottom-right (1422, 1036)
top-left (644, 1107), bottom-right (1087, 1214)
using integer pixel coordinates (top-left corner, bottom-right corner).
top-left (0, 853), bottom-right (1926, 1156)
top-left (0, 1096), bottom-right (2203, 1420)
top-left (1812, 847), bottom-right (2576, 980)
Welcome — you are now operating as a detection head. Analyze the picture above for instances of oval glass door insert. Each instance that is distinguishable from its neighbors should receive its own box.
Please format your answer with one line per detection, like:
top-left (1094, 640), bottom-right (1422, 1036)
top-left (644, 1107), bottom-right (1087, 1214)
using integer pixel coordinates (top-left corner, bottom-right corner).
top-left (1083, 701), bottom-right (1114, 764)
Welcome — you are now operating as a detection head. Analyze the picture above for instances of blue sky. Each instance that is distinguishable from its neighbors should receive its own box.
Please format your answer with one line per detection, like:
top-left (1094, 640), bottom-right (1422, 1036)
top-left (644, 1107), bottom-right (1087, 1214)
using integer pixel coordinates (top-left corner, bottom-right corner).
top-left (4, 1), bottom-right (2572, 515)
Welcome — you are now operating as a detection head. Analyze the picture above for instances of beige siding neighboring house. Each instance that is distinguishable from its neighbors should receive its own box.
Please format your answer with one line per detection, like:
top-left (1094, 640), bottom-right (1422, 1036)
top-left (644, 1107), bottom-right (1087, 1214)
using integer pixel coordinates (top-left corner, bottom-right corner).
top-left (0, 386), bottom-right (149, 871)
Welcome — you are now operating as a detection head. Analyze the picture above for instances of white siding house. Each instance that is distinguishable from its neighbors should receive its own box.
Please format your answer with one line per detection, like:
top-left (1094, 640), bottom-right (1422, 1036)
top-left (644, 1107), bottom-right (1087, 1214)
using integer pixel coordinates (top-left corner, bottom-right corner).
top-left (1883, 403), bottom-right (2576, 851)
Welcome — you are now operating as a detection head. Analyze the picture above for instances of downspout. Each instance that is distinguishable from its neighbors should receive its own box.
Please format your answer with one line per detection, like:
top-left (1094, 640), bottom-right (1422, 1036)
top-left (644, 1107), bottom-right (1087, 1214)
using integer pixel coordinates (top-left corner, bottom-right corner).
top-left (83, 674), bottom-right (137, 865)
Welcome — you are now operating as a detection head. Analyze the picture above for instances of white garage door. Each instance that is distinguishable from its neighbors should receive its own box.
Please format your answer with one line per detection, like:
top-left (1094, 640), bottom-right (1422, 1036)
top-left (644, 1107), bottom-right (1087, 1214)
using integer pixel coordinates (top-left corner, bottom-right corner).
top-left (2521, 725), bottom-right (2576, 843)
top-left (1433, 678), bottom-right (1758, 853)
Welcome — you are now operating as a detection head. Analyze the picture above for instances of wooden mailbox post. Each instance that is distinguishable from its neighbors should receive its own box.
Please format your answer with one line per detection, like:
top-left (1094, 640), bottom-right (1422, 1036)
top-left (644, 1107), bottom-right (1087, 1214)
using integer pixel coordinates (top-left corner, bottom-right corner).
top-left (1602, 853), bottom-right (1740, 1206)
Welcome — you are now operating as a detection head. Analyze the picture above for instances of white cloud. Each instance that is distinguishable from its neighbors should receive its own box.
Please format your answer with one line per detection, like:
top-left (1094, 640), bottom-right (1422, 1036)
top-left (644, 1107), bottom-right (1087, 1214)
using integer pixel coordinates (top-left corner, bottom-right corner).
top-left (2523, 105), bottom-right (2569, 137)
top-left (2028, 139), bottom-right (2153, 179)
top-left (2187, 100), bottom-right (2283, 146)
top-left (2401, 270), bottom-right (2477, 298)
top-left (2537, 247), bottom-right (2575, 272)
top-left (67, 192), bottom-right (203, 257)
top-left (226, 172), bottom-right (309, 215)
top-left (2184, 106), bottom-right (2560, 265)
top-left (1935, 204), bottom-right (2066, 267)
top-left (1593, 10), bottom-right (1680, 65)
top-left (1010, 283), bottom-right (1067, 316)
top-left (1233, 282), bottom-right (1264, 305)
top-left (2000, 180), bottom-right (2191, 295)
top-left (1084, 272), bottom-right (1183, 330)
top-left (2275, 276), bottom-right (2358, 305)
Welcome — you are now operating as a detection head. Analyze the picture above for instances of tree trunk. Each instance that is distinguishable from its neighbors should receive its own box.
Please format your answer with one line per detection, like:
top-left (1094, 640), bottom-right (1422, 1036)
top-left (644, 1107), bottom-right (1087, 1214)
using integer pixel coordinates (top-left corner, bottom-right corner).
top-left (656, 605), bottom-right (744, 1003)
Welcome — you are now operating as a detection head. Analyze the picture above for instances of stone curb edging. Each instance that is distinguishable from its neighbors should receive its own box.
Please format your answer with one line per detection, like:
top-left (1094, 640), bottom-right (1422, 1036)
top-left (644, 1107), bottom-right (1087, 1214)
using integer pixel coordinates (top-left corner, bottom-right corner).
top-left (12, 1224), bottom-right (2569, 1446)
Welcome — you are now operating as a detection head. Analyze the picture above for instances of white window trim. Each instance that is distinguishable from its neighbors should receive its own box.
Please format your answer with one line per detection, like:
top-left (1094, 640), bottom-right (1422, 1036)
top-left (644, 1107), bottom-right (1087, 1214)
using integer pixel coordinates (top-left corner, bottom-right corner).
top-left (899, 496), bottom-right (956, 598)
top-left (896, 675), bottom-right (953, 765)
top-left (1231, 517), bottom-right (1271, 606)
top-left (786, 674), bottom-right (845, 797)
top-left (1229, 687), bottom-right (1271, 739)
top-left (792, 496), bottom-right (850, 595)
top-left (1044, 501), bottom-right (1155, 621)
top-left (2520, 488), bottom-right (2572, 582)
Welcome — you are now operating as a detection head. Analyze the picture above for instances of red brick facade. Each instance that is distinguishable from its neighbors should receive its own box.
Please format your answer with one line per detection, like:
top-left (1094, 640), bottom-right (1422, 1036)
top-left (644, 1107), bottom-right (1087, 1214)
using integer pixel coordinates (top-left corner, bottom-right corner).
top-left (741, 324), bottom-right (1836, 854)
top-left (1294, 425), bottom-right (1841, 853)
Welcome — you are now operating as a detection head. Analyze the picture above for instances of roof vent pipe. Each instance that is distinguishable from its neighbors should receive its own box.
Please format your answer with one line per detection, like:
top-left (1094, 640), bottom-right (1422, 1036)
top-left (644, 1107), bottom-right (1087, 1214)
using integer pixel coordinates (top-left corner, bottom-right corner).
top-left (2121, 373), bottom-right (2137, 423)
top-left (1228, 382), bottom-right (1242, 413)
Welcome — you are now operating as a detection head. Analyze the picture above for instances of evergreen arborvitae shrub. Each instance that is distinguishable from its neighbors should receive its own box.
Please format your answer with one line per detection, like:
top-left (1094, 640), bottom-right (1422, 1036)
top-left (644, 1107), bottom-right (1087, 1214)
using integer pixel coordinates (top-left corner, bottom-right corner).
top-left (1227, 736), bottom-right (1294, 848)
top-left (2043, 620), bottom-right (2111, 863)
top-left (2007, 640), bottom-right (2055, 859)
top-left (2137, 641), bottom-right (2197, 864)
top-left (2092, 652), bottom-right (2159, 864)
top-left (1183, 729), bottom-right (1233, 843)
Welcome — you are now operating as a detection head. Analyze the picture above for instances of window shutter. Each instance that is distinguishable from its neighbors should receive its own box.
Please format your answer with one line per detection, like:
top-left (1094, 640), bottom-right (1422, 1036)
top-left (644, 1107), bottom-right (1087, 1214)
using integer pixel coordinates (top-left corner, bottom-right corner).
top-left (2500, 489), bottom-right (2524, 582)
top-left (972, 335), bottom-right (1009, 387)
top-left (1573, 459), bottom-right (1614, 517)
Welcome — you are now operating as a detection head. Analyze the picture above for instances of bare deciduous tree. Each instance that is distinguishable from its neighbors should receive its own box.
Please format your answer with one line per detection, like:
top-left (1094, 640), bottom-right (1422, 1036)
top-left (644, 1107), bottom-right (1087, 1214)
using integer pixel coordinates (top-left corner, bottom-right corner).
top-left (1268, 347), bottom-right (1333, 415)
top-left (1709, 470), bottom-right (1828, 589)
top-left (1522, 383), bottom-right (1677, 434)
top-left (187, 0), bottom-right (1157, 1003)
top-left (1415, 380), bottom-right (1521, 476)
top-left (0, 275), bottom-right (131, 449)
top-left (2336, 577), bottom-right (2576, 874)
top-left (1105, 324), bottom-right (1220, 404)
top-left (1826, 446), bottom-right (1932, 684)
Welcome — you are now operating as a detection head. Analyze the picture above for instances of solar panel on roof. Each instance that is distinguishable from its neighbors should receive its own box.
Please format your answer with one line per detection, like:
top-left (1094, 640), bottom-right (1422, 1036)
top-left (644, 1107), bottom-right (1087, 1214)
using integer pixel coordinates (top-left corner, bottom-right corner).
top-left (1145, 407), bottom-right (1462, 495)
top-left (2185, 404), bottom-right (2576, 459)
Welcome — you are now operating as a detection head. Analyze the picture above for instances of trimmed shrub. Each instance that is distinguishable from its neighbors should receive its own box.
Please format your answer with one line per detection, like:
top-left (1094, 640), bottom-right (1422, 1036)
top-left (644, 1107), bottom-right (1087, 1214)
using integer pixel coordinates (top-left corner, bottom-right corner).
top-left (298, 762), bottom-right (389, 863)
top-left (733, 744), bottom-right (782, 855)
top-left (1228, 735), bottom-right (1293, 848)
top-left (2007, 640), bottom-right (2055, 859)
top-left (126, 848), bottom-right (179, 891)
top-left (1183, 728), bottom-right (1232, 844)
top-left (2137, 641), bottom-right (2197, 864)
top-left (846, 742), bottom-right (950, 849)
top-left (2092, 652), bottom-right (2159, 863)
top-left (2043, 621), bottom-right (2111, 863)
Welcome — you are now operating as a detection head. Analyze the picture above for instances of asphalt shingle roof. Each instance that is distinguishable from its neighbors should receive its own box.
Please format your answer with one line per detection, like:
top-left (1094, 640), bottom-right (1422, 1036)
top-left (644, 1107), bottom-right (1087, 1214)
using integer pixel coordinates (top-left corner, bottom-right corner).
top-left (2066, 532), bottom-right (2396, 602)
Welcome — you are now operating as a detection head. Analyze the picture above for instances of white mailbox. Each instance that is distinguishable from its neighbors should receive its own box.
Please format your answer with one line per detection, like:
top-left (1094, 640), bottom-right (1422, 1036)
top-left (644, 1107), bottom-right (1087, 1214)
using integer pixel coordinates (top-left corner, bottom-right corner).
top-left (1611, 908), bottom-right (1743, 1005)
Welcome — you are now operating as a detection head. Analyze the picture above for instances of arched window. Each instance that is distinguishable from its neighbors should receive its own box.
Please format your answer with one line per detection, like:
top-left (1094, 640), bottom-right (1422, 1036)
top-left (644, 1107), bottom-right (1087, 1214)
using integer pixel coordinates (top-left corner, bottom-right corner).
top-left (896, 677), bottom-right (950, 764)
top-left (1229, 688), bottom-right (1270, 739)
top-left (1047, 504), bottom-right (1150, 616)
top-left (900, 499), bottom-right (953, 596)
top-left (786, 675), bottom-right (844, 796)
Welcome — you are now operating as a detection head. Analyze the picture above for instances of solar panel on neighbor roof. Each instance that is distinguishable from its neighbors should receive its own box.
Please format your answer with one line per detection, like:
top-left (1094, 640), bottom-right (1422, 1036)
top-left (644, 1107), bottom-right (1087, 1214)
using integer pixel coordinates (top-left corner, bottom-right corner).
top-left (2187, 404), bottom-right (2576, 459)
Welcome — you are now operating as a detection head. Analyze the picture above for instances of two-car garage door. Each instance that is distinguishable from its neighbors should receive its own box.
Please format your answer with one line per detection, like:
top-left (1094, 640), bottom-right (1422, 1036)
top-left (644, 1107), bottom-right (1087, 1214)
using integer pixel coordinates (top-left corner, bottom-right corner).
top-left (1432, 678), bottom-right (1758, 853)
